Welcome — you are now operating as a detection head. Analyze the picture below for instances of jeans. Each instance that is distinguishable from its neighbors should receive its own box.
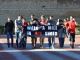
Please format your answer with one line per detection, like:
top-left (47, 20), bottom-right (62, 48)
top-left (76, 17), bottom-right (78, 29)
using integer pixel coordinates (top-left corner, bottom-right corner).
top-left (7, 32), bottom-right (13, 47)
top-left (16, 31), bottom-right (22, 47)
top-left (48, 37), bottom-right (55, 48)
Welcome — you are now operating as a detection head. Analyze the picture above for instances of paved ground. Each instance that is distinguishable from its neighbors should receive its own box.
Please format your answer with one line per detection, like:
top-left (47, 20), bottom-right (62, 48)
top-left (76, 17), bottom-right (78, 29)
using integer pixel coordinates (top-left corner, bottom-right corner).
top-left (0, 35), bottom-right (80, 60)
top-left (0, 35), bottom-right (80, 49)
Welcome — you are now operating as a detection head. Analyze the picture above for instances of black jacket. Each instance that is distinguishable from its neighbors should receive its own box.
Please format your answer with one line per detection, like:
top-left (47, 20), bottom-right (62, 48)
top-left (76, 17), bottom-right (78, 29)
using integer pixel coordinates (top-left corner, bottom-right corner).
top-left (5, 20), bottom-right (14, 33)
top-left (31, 18), bottom-right (40, 26)
top-left (48, 19), bottom-right (56, 25)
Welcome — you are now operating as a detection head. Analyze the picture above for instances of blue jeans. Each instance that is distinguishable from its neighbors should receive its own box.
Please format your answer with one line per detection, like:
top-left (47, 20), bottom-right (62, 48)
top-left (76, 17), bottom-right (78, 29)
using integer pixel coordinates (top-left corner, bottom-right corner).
top-left (16, 31), bottom-right (22, 47)
top-left (7, 32), bottom-right (13, 47)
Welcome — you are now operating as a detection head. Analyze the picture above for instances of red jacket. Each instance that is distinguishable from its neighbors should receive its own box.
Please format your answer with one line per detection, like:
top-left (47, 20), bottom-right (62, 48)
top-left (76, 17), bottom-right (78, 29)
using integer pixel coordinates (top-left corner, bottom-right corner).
top-left (64, 21), bottom-right (69, 29)
top-left (22, 21), bottom-right (28, 27)
top-left (68, 20), bottom-right (77, 33)
top-left (22, 21), bottom-right (28, 33)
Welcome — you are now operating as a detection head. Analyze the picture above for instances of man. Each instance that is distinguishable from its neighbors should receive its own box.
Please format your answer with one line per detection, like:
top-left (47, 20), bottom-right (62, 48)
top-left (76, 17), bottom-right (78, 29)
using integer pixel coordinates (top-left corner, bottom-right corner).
top-left (15, 16), bottom-right (22, 48)
top-left (47, 16), bottom-right (56, 49)
top-left (57, 19), bottom-right (67, 48)
top-left (69, 16), bottom-right (77, 48)
top-left (5, 17), bottom-right (14, 47)
top-left (30, 14), bottom-right (39, 48)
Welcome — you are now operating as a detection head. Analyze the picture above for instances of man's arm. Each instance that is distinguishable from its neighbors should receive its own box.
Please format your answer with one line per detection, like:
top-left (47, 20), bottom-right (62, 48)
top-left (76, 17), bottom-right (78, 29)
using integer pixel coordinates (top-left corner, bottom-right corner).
top-left (14, 20), bottom-right (17, 34)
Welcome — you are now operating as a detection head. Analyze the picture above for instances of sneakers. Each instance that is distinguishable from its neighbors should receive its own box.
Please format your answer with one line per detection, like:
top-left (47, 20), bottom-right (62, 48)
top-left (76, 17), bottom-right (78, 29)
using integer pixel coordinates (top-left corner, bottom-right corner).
top-left (70, 44), bottom-right (74, 49)
top-left (49, 45), bottom-right (54, 49)
top-left (71, 45), bottom-right (74, 49)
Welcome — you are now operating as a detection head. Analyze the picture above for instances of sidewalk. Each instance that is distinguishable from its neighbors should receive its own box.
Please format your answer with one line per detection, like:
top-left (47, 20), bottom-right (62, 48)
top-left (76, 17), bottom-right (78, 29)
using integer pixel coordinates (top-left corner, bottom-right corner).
top-left (0, 35), bottom-right (80, 49)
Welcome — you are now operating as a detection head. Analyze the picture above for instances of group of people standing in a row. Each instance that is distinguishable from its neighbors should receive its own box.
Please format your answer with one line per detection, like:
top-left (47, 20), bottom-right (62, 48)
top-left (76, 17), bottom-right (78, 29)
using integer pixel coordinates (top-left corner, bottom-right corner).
top-left (5, 15), bottom-right (77, 49)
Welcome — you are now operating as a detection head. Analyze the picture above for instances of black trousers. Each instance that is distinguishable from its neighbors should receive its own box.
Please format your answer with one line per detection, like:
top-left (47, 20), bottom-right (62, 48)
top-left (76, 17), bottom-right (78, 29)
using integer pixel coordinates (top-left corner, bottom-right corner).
top-left (70, 33), bottom-right (75, 42)
top-left (59, 38), bottom-right (64, 48)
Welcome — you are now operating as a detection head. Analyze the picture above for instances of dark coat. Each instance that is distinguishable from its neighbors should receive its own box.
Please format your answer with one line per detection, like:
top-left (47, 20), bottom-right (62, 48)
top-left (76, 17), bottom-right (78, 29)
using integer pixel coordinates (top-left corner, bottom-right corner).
top-left (5, 20), bottom-right (14, 33)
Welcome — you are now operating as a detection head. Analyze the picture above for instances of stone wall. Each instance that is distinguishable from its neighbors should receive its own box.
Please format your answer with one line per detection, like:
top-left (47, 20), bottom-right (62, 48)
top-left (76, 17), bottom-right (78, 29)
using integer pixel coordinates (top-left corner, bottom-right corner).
top-left (0, 0), bottom-right (80, 25)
